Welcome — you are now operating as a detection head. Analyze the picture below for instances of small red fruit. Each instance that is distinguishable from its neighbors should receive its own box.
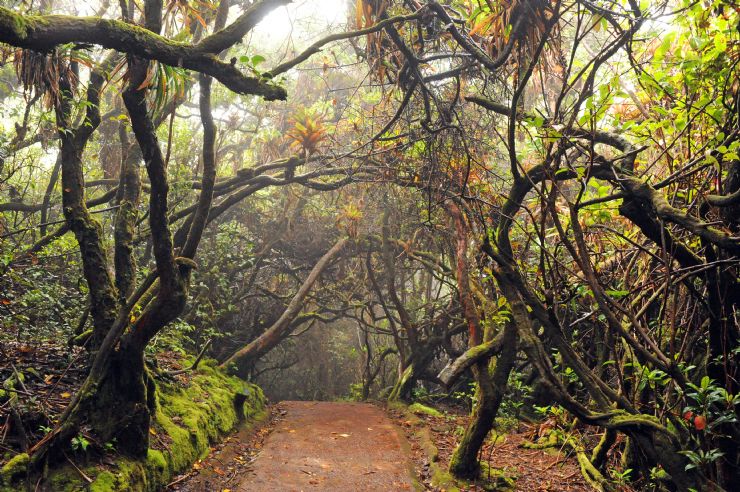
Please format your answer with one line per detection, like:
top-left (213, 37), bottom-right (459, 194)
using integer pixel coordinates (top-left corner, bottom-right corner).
top-left (694, 415), bottom-right (707, 431)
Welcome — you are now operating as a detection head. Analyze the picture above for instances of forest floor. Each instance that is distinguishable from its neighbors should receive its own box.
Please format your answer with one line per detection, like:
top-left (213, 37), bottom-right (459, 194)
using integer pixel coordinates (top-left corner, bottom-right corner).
top-left (388, 405), bottom-right (592, 491)
top-left (172, 400), bottom-right (593, 492)
top-left (2, 340), bottom-right (591, 491)
top-left (0, 339), bottom-right (91, 452)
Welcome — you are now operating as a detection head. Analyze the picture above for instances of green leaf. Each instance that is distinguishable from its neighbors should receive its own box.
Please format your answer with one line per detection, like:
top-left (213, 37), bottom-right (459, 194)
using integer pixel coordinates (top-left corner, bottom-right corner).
top-left (713, 33), bottom-right (727, 53)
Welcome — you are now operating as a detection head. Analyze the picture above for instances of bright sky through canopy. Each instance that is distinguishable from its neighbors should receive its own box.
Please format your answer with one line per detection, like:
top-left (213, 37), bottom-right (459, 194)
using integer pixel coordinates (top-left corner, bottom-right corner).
top-left (253, 0), bottom-right (349, 45)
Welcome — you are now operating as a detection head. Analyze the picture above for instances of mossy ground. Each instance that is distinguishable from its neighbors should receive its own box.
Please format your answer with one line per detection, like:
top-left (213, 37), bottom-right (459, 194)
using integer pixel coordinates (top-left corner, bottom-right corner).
top-left (0, 453), bottom-right (29, 485)
top-left (476, 462), bottom-right (517, 491)
top-left (389, 402), bottom-right (462, 491)
top-left (0, 358), bottom-right (266, 492)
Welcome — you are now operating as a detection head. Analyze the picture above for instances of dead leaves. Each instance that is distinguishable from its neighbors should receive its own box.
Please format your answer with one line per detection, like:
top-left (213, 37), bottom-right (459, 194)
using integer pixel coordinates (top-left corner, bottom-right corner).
top-left (169, 406), bottom-right (281, 490)
top-left (355, 0), bottom-right (388, 29)
top-left (465, 0), bottom-right (560, 71)
top-left (10, 46), bottom-right (88, 107)
top-left (391, 407), bottom-right (592, 492)
top-left (164, 0), bottom-right (213, 31)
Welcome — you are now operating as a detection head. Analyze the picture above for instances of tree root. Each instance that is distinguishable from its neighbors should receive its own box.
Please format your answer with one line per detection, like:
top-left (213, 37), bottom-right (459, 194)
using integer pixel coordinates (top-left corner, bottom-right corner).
top-left (525, 431), bottom-right (615, 492)
top-left (520, 432), bottom-right (559, 449)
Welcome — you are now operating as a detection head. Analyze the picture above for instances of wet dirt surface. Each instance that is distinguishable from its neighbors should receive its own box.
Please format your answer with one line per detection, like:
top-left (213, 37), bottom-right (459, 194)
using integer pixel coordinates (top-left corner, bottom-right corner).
top-left (237, 401), bottom-right (415, 491)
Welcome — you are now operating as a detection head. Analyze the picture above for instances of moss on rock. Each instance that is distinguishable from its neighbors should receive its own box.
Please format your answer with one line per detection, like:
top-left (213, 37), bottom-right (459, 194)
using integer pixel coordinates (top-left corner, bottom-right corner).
top-left (89, 471), bottom-right (119, 492)
top-left (409, 403), bottom-right (444, 418)
top-left (477, 462), bottom-right (517, 491)
top-left (4, 358), bottom-right (265, 492)
top-left (150, 359), bottom-right (265, 475)
top-left (395, 403), bottom-right (461, 491)
top-left (1, 452), bottom-right (29, 486)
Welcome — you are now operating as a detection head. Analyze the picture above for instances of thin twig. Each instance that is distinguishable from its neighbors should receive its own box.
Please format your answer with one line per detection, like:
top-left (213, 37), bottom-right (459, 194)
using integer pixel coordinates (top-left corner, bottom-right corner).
top-left (64, 453), bottom-right (93, 483)
top-left (165, 338), bottom-right (213, 376)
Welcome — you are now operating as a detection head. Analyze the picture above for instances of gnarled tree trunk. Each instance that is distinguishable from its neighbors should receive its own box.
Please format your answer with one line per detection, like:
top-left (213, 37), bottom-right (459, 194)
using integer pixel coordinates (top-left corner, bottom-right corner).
top-left (446, 202), bottom-right (518, 478)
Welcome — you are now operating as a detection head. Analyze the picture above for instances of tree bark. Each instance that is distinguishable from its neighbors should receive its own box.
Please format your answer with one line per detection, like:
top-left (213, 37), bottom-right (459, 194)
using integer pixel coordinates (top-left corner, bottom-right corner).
top-left (55, 63), bottom-right (120, 350)
top-left (446, 202), bottom-right (517, 479)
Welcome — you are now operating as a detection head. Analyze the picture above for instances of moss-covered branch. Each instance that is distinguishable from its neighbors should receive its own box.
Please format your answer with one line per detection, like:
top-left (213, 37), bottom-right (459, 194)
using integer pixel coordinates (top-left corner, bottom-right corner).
top-left (0, 7), bottom-right (286, 100)
top-left (437, 333), bottom-right (505, 386)
top-left (196, 0), bottom-right (291, 54)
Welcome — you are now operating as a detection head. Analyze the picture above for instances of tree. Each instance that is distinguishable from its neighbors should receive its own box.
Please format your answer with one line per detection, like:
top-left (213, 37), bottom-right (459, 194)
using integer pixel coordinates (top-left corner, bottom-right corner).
top-left (351, 0), bottom-right (738, 488)
top-left (0, 0), bottom-right (351, 468)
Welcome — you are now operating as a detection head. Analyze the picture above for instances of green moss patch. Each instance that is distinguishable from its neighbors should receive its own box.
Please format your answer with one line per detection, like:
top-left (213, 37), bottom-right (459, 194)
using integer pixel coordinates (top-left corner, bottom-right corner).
top-left (477, 462), bottom-right (517, 491)
top-left (2, 359), bottom-right (265, 492)
top-left (1, 453), bottom-right (29, 485)
top-left (409, 403), bottom-right (444, 418)
top-left (393, 403), bottom-right (461, 491)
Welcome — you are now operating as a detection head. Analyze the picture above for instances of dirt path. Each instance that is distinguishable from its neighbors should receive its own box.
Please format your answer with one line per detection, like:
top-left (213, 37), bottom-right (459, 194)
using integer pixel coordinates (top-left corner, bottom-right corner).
top-left (237, 401), bottom-right (416, 491)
